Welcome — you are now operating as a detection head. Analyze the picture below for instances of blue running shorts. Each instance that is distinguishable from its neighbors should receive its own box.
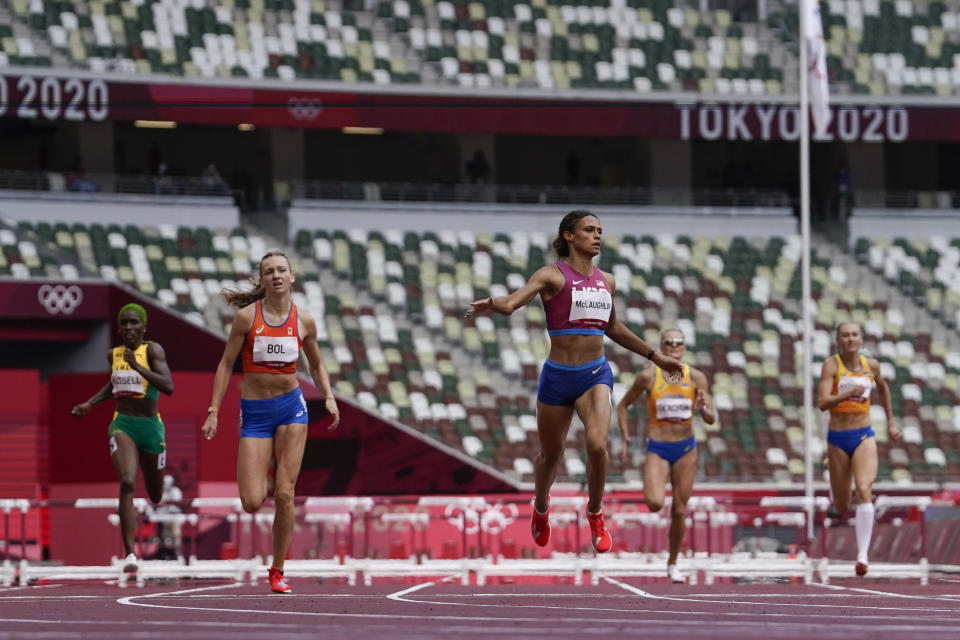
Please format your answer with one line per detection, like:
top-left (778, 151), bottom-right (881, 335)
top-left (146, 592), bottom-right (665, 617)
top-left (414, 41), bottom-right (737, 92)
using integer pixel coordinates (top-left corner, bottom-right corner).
top-left (239, 387), bottom-right (309, 438)
top-left (827, 425), bottom-right (875, 456)
top-left (537, 356), bottom-right (614, 407)
top-left (646, 436), bottom-right (697, 464)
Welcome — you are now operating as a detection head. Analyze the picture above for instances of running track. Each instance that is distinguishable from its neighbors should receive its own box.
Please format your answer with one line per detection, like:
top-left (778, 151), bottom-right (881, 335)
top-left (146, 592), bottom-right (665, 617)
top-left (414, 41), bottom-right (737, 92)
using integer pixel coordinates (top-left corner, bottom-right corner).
top-left (2, 577), bottom-right (960, 639)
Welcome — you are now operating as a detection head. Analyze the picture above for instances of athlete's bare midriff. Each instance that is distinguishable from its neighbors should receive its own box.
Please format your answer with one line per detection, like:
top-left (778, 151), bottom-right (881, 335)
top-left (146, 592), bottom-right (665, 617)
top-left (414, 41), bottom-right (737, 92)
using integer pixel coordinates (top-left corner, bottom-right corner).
top-left (241, 372), bottom-right (300, 399)
top-left (648, 422), bottom-right (695, 443)
top-left (828, 411), bottom-right (871, 431)
top-left (547, 333), bottom-right (605, 366)
top-left (115, 397), bottom-right (158, 418)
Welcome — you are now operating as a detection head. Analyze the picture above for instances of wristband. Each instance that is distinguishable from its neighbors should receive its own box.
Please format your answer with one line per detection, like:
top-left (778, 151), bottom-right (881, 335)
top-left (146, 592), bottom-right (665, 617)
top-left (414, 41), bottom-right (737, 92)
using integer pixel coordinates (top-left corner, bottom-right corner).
top-left (646, 347), bottom-right (657, 360)
top-left (207, 406), bottom-right (219, 415)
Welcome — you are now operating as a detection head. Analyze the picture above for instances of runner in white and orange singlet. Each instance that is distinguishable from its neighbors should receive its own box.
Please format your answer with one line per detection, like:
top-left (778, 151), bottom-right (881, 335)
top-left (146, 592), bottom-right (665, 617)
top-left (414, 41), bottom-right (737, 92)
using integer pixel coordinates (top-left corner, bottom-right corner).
top-left (201, 251), bottom-right (340, 593)
top-left (817, 321), bottom-right (900, 577)
top-left (616, 328), bottom-right (714, 583)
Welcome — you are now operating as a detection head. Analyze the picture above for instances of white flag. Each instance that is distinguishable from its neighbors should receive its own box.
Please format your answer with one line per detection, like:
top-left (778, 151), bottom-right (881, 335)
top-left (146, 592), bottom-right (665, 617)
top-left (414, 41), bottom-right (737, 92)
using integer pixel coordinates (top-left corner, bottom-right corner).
top-left (803, 0), bottom-right (830, 136)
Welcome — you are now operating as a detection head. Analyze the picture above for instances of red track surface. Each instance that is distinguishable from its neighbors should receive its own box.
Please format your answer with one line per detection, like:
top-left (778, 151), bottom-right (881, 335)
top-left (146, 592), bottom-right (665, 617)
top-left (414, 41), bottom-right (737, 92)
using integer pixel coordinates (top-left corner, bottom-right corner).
top-left (2, 577), bottom-right (960, 639)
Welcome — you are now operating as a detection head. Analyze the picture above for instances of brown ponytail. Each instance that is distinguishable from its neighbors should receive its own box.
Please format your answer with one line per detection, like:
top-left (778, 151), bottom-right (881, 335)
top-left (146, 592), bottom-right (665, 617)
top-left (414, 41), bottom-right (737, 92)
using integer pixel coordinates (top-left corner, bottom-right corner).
top-left (552, 209), bottom-right (596, 257)
top-left (222, 251), bottom-right (290, 309)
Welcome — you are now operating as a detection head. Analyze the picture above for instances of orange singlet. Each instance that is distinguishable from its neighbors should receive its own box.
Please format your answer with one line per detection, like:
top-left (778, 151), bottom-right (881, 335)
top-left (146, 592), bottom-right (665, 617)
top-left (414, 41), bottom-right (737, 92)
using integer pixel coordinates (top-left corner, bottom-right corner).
top-left (646, 364), bottom-right (696, 427)
top-left (829, 353), bottom-right (873, 415)
top-left (241, 300), bottom-right (301, 374)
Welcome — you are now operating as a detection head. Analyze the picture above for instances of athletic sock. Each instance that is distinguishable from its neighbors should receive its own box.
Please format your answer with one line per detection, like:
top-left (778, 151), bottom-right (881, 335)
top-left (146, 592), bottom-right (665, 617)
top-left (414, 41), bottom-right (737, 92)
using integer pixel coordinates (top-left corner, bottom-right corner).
top-left (855, 502), bottom-right (875, 563)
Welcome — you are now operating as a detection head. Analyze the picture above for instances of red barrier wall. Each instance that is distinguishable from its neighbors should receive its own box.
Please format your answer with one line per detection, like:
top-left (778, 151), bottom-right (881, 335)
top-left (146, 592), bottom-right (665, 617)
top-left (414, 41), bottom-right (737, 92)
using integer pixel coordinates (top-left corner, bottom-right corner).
top-left (0, 369), bottom-right (46, 552)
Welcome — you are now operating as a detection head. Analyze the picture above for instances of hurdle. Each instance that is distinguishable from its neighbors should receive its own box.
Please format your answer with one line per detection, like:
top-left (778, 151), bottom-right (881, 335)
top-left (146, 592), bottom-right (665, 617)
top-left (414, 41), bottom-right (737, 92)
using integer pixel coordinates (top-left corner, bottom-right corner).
top-left (243, 511), bottom-right (359, 586)
top-left (590, 513), bottom-right (678, 584)
top-left (702, 550), bottom-right (814, 585)
top-left (17, 498), bottom-right (149, 586)
top-left (816, 495), bottom-right (932, 585)
top-left (477, 511), bottom-right (585, 586)
top-left (357, 512), bottom-right (478, 586)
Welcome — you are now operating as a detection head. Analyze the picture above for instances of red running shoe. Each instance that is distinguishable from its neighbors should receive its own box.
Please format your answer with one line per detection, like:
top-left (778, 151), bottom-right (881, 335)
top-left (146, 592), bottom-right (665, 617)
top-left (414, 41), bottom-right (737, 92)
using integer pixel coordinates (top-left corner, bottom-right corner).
top-left (268, 567), bottom-right (291, 594)
top-left (588, 511), bottom-right (613, 553)
top-left (855, 561), bottom-right (868, 577)
top-left (531, 504), bottom-right (550, 547)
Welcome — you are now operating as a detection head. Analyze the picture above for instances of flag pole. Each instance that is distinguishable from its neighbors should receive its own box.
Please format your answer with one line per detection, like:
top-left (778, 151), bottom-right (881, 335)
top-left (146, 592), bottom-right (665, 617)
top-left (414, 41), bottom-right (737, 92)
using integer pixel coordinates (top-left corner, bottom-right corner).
top-left (799, 0), bottom-right (815, 543)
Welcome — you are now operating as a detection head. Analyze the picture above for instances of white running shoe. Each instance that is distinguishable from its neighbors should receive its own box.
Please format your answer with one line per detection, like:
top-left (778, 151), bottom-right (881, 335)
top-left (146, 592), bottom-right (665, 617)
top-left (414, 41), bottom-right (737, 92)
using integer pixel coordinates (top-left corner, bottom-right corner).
top-left (122, 553), bottom-right (138, 574)
top-left (668, 564), bottom-right (684, 584)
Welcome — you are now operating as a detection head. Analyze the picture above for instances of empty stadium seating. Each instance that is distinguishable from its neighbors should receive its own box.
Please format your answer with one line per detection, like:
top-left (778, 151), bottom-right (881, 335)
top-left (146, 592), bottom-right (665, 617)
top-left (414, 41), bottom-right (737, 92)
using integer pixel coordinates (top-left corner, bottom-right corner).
top-left (3, 0), bottom-right (958, 96)
top-left (1, 0), bottom-right (792, 93)
top-left (6, 215), bottom-right (960, 486)
top-left (768, 0), bottom-right (960, 96)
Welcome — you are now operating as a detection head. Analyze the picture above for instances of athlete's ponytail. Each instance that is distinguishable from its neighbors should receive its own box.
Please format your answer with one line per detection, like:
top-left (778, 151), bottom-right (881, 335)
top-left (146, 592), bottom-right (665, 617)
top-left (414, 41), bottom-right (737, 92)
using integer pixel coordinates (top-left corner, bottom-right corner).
top-left (222, 251), bottom-right (290, 309)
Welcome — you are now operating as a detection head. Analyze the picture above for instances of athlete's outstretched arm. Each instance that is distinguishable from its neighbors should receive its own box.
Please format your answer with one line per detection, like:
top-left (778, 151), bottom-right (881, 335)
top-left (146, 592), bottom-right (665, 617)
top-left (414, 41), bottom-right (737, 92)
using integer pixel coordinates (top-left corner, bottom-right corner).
top-left (201, 305), bottom-right (253, 440)
top-left (70, 350), bottom-right (115, 417)
top-left (690, 367), bottom-right (715, 425)
top-left (600, 272), bottom-right (683, 378)
top-left (869, 357), bottom-right (900, 441)
top-left (464, 265), bottom-right (561, 319)
top-left (301, 310), bottom-right (340, 431)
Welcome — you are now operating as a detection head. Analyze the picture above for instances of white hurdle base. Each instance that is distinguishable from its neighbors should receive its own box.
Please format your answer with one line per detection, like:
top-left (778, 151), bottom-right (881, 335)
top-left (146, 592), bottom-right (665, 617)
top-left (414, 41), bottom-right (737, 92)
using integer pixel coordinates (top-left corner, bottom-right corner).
top-left (476, 557), bottom-right (584, 586)
top-left (18, 558), bottom-right (129, 586)
top-left (816, 557), bottom-right (929, 585)
top-left (357, 558), bottom-right (479, 586)
top-left (590, 552), bottom-right (694, 585)
top-left (702, 552), bottom-right (814, 585)
top-left (135, 557), bottom-right (253, 587)
top-left (250, 558), bottom-right (358, 586)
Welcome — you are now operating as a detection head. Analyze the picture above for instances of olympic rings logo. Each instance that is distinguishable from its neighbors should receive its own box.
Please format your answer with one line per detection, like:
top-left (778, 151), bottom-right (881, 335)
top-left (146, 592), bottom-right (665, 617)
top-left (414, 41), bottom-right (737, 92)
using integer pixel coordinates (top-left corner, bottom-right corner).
top-left (287, 97), bottom-right (323, 121)
top-left (37, 284), bottom-right (83, 315)
top-left (444, 502), bottom-right (518, 535)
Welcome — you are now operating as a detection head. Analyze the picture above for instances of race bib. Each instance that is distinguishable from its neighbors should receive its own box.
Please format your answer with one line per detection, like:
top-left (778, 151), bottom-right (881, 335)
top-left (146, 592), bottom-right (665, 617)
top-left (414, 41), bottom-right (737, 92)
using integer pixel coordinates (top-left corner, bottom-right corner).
top-left (252, 335), bottom-right (299, 367)
top-left (838, 376), bottom-right (871, 401)
top-left (656, 396), bottom-right (693, 422)
top-left (111, 369), bottom-right (145, 397)
top-left (568, 287), bottom-right (612, 324)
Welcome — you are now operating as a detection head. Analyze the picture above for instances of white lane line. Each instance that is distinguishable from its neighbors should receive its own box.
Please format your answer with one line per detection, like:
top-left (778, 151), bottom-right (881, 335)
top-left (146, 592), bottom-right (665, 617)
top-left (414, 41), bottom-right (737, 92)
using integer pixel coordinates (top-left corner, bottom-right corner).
top-left (385, 577), bottom-right (960, 619)
top-left (117, 582), bottom-right (243, 606)
top-left (812, 582), bottom-right (960, 603)
top-left (602, 577), bottom-right (960, 614)
top-left (386, 581), bottom-right (437, 601)
top-left (113, 581), bottom-right (960, 628)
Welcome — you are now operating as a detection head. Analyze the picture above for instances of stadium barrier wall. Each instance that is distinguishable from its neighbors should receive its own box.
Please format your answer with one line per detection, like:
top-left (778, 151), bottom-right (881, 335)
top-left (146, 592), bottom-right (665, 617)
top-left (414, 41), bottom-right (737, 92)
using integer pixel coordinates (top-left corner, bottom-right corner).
top-left (0, 191), bottom-right (239, 228)
top-left (288, 200), bottom-right (796, 239)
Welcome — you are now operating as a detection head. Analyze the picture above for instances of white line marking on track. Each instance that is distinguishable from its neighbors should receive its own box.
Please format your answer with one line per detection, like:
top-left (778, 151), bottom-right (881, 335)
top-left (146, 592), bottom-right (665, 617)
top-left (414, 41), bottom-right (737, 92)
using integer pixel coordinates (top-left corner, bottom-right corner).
top-left (384, 577), bottom-right (960, 620)
top-left (107, 581), bottom-right (960, 630)
top-left (811, 582), bottom-right (960, 603)
top-left (387, 581), bottom-right (437, 601)
top-left (602, 577), bottom-right (960, 614)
